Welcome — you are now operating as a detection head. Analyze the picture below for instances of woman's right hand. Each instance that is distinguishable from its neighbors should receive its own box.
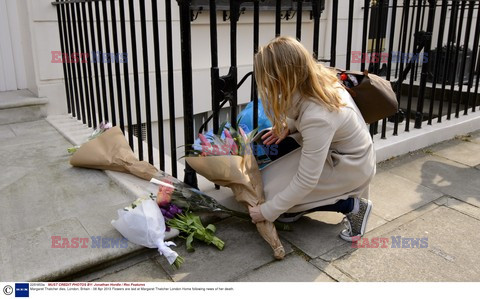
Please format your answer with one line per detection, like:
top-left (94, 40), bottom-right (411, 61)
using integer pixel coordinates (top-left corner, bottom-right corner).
top-left (261, 126), bottom-right (289, 145)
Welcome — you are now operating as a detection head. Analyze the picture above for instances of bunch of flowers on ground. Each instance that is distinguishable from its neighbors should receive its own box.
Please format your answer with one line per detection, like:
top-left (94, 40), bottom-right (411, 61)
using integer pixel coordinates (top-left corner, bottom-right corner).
top-left (118, 175), bottom-right (228, 268)
top-left (67, 121), bottom-right (112, 154)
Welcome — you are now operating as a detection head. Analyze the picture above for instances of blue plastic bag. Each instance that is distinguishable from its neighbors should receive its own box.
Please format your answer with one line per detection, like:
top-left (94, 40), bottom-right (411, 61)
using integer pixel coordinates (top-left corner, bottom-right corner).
top-left (237, 99), bottom-right (272, 133)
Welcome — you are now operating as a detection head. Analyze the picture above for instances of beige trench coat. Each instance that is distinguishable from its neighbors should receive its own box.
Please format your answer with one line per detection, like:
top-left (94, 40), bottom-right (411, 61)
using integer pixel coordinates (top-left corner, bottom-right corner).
top-left (259, 86), bottom-right (376, 222)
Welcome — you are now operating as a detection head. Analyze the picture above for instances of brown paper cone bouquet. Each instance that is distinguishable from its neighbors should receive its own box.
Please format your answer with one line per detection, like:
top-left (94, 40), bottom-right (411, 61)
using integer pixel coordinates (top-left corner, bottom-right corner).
top-left (184, 125), bottom-right (285, 260)
top-left (69, 125), bottom-right (158, 181)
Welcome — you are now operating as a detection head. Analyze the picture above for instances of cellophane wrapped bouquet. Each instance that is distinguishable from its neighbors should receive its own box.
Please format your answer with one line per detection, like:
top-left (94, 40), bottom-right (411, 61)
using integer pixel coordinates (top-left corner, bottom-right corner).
top-left (184, 125), bottom-right (285, 260)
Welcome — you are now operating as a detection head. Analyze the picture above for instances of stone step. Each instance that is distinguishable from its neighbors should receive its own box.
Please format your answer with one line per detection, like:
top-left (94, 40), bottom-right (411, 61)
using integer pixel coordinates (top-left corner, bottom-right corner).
top-left (0, 90), bottom-right (48, 125)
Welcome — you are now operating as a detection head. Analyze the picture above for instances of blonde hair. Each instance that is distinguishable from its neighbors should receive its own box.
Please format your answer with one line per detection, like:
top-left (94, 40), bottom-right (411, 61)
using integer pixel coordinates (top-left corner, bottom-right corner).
top-left (254, 36), bottom-right (345, 135)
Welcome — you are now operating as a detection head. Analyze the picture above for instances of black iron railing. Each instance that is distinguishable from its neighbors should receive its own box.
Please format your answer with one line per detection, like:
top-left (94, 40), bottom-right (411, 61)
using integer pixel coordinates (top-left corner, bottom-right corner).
top-left (52, 0), bottom-right (480, 188)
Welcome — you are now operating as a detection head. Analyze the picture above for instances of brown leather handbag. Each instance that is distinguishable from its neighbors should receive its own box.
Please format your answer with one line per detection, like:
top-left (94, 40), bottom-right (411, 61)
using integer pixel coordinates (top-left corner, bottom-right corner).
top-left (335, 68), bottom-right (398, 124)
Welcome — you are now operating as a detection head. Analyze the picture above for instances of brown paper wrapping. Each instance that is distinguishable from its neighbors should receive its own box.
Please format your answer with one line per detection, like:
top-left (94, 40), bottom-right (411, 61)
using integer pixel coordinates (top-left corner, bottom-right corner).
top-left (70, 126), bottom-right (158, 181)
top-left (185, 153), bottom-right (285, 260)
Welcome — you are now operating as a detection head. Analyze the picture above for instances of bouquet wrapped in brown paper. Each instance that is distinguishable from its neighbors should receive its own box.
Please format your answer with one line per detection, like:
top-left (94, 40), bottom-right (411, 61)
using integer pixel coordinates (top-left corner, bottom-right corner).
top-left (184, 126), bottom-right (285, 260)
top-left (70, 126), bottom-right (158, 181)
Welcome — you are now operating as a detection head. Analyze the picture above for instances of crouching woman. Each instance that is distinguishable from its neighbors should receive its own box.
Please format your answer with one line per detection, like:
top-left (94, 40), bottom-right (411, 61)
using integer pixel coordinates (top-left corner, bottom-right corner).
top-left (248, 36), bottom-right (376, 241)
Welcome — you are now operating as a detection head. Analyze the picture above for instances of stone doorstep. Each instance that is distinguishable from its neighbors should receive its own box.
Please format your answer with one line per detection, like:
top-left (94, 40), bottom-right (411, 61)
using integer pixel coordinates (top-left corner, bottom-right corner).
top-left (0, 90), bottom-right (49, 125)
top-left (0, 90), bottom-right (48, 109)
top-left (0, 97), bottom-right (48, 110)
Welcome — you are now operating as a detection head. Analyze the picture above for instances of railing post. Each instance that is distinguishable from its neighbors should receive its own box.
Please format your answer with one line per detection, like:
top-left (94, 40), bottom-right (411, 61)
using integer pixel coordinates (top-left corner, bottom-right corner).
top-left (330, 0), bottom-right (338, 67)
top-left (71, 2), bottom-right (87, 124)
top-left (360, 0), bottom-right (370, 72)
top-left (128, 0), bottom-right (144, 160)
top-left (110, 0), bottom-right (124, 132)
top-left (414, 0), bottom-right (436, 129)
top-left (54, 0), bottom-right (72, 116)
top-left (467, 0), bottom-right (480, 113)
top-left (209, 0), bottom-right (220, 136)
top-left (228, 0), bottom-right (239, 129)
top-left (311, 0), bottom-right (323, 60)
top-left (165, 0), bottom-right (178, 177)
top-left (459, 0), bottom-right (476, 117)
top-left (118, 0), bottom-right (134, 149)
top-left (383, 0), bottom-right (397, 139)
top-left (177, 0), bottom-right (198, 188)
top-left (139, 0), bottom-right (154, 164)
top-left (295, 0), bottom-right (303, 41)
top-left (447, 1), bottom-right (466, 120)
top-left (428, 0), bottom-right (447, 125)
top-left (76, 2), bottom-right (92, 127)
top-left (101, 0), bottom-right (116, 126)
top-left (345, 0), bottom-right (354, 70)
top-left (252, 0), bottom-right (259, 130)
top-left (275, 0), bottom-right (281, 37)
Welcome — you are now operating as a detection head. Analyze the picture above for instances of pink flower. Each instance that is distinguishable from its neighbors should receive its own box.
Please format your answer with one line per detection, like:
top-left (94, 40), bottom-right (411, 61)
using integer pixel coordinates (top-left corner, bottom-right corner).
top-left (198, 133), bottom-right (212, 146)
top-left (157, 180), bottom-right (174, 207)
top-left (224, 129), bottom-right (238, 155)
top-left (201, 145), bottom-right (228, 156)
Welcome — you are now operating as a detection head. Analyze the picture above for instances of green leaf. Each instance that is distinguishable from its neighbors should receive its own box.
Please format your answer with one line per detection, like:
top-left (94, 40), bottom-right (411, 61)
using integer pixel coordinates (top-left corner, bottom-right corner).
top-left (206, 224), bottom-right (216, 233)
top-left (212, 237), bottom-right (225, 250)
top-left (274, 221), bottom-right (292, 231)
top-left (172, 256), bottom-right (184, 269)
top-left (218, 120), bottom-right (228, 135)
top-left (186, 233), bottom-right (195, 252)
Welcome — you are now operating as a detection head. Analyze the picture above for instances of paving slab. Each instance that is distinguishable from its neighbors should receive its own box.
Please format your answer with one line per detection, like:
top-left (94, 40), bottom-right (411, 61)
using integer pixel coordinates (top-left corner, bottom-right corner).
top-left (70, 250), bottom-right (159, 282)
top-left (369, 171), bottom-right (444, 221)
top-left (0, 124), bottom-right (15, 139)
top-left (333, 206), bottom-right (480, 281)
top-left (234, 254), bottom-right (334, 282)
top-left (379, 151), bottom-right (480, 209)
top-left (154, 217), bottom-right (293, 282)
top-left (277, 210), bottom-right (386, 261)
top-left (90, 258), bottom-right (172, 282)
top-left (5, 120), bottom-right (63, 143)
top-left (468, 130), bottom-right (480, 144)
top-left (278, 212), bottom-right (347, 258)
top-left (428, 138), bottom-right (480, 167)
top-left (310, 258), bottom-right (355, 282)
top-left (0, 218), bottom-right (96, 281)
top-left (365, 212), bottom-right (389, 232)
top-left (434, 196), bottom-right (480, 221)
top-left (319, 202), bottom-right (440, 262)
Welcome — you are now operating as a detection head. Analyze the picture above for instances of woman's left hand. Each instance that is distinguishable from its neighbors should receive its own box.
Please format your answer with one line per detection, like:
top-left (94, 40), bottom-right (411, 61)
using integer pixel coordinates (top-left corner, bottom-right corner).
top-left (248, 205), bottom-right (265, 223)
